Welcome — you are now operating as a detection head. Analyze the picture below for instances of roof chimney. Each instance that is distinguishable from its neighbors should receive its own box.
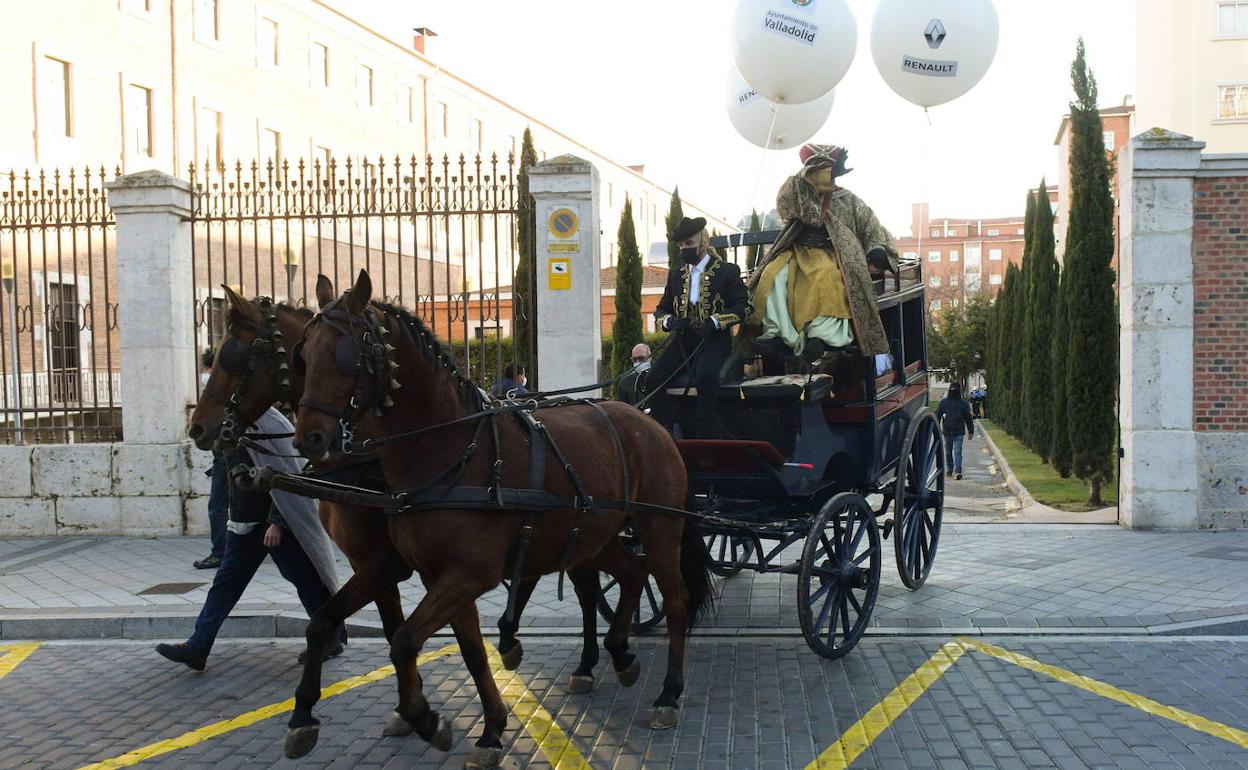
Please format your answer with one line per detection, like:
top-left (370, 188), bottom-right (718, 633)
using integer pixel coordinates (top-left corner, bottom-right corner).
top-left (412, 27), bottom-right (438, 56)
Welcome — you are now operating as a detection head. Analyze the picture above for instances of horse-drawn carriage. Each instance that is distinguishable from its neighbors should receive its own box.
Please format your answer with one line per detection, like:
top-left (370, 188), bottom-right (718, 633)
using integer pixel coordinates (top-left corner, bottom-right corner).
top-left (599, 231), bottom-right (944, 659)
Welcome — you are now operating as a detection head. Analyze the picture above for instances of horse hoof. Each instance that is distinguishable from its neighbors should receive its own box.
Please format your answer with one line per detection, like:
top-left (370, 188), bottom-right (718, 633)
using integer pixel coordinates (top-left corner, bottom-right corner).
top-left (500, 641), bottom-right (524, 671)
top-left (284, 724), bottom-right (320, 758)
top-left (567, 674), bottom-right (595, 694)
top-left (382, 710), bottom-right (414, 737)
top-left (465, 745), bottom-right (504, 769)
top-left (616, 658), bottom-right (641, 688)
top-left (649, 706), bottom-right (679, 730)
top-left (430, 716), bottom-right (454, 752)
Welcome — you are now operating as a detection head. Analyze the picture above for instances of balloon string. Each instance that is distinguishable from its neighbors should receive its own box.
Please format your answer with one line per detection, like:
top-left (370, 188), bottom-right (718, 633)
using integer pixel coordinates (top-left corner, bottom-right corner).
top-left (915, 111), bottom-right (933, 289)
top-left (747, 106), bottom-right (782, 217)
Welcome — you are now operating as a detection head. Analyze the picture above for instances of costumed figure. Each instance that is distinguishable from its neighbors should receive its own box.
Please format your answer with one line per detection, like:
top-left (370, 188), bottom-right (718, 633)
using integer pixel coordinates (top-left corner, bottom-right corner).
top-left (747, 144), bottom-right (898, 372)
top-left (641, 217), bottom-right (750, 438)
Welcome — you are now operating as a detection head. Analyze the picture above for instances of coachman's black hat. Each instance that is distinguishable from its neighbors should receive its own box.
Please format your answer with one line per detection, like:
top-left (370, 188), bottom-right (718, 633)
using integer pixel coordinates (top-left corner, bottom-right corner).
top-left (670, 216), bottom-right (707, 242)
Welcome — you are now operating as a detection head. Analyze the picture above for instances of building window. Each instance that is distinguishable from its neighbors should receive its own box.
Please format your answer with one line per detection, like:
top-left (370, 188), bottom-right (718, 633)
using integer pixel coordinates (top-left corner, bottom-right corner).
top-left (927, 251), bottom-right (940, 262)
top-left (40, 56), bottom-right (73, 139)
top-left (121, 0), bottom-right (152, 14)
top-left (989, 273), bottom-right (1002, 286)
top-left (989, 248), bottom-right (1003, 261)
top-left (950, 275), bottom-right (960, 287)
top-left (356, 64), bottom-right (374, 108)
top-left (949, 250), bottom-right (960, 262)
top-left (1101, 130), bottom-right (1115, 152)
top-left (1217, 2), bottom-right (1248, 36)
top-left (929, 276), bottom-right (941, 288)
top-left (258, 17), bottom-right (279, 68)
top-left (315, 145), bottom-right (332, 170)
top-left (472, 118), bottom-right (483, 152)
top-left (903, 251), bottom-right (918, 261)
top-left (1217, 84), bottom-right (1248, 119)
top-left (206, 296), bottom-right (227, 350)
top-left (929, 228), bottom-right (941, 238)
top-left (310, 42), bottom-right (330, 88)
top-left (199, 107), bottom-right (222, 169)
top-left (48, 282), bottom-right (81, 403)
top-left (125, 84), bottom-right (153, 158)
top-left (930, 300), bottom-right (941, 311)
top-left (608, 183), bottom-right (614, 207)
top-left (399, 85), bottom-right (415, 124)
top-left (438, 102), bottom-right (449, 137)
top-left (987, 228), bottom-right (999, 236)
top-left (260, 128), bottom-right (281, 166)
top-left (1017, 227), bottom-right (1025, 235)
top-left (508, 134), bottom-right (517, 157)
top-left (194, 0), bottom-right (220, 42)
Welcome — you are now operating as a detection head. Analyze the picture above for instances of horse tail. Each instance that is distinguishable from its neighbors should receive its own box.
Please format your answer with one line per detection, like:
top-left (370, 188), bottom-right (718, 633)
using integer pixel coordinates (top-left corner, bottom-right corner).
top-left (679, 517), bottom-right (717, 631)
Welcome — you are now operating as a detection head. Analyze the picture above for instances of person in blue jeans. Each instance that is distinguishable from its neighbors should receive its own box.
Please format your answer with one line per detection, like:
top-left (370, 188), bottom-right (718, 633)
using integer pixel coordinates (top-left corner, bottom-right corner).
top-left (157, 442), bottom-right (345, 671)
top-left (193, 450), bottom-right (229, 570)
top-left (935, 382), bottom-right (975, 480)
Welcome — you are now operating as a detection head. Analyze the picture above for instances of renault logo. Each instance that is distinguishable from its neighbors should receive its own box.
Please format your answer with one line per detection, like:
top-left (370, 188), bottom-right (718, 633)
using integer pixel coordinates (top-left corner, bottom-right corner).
top-left (925, 19), bottom-right (947, 49)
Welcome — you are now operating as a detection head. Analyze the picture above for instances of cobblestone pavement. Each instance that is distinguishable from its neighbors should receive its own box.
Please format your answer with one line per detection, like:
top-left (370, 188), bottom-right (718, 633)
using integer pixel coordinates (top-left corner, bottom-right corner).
top-left (3, 522), bottom-right (1248, 640)
top-left (0, 636), bottom-right (1245, 769)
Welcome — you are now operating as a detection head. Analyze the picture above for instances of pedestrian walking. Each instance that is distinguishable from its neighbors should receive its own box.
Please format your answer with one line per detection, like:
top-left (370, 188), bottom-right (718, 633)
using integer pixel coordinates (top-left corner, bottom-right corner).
top-left (157, 407), bottom-right (345, 671)
top-left (935, 382), bottom-right (975, 480)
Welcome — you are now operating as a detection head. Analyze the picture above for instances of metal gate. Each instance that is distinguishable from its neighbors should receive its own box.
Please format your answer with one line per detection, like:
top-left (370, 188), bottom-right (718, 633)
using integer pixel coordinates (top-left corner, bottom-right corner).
top-left (189, 153), bottom-right (524, 389)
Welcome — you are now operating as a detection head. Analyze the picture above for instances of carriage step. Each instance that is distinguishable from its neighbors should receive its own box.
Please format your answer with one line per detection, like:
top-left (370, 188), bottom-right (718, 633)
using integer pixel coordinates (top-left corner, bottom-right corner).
top-left (881, 519), bottom-right (895, 540)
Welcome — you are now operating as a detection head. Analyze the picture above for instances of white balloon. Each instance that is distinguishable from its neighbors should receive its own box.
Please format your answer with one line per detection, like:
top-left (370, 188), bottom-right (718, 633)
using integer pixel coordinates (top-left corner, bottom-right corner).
top-left (731, 0), bottom-right (858, 105)
top-left (725, 66), bottom-right (836, 150)
top-left (870, 0), bottom-right (999, 108)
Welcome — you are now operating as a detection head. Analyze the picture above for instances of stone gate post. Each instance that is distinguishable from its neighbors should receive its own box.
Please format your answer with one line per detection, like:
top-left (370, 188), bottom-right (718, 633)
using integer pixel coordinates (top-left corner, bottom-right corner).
top-left (528, 156), bottom-right (603, 394)
top-left (1119, 130), bottom-right (1204, 528)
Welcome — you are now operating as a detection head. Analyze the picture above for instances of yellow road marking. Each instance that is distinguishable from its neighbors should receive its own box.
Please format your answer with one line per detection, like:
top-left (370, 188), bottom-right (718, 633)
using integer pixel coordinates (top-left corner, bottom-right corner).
top-left (76, 644), bottom-right (459, 770)
top-left (487, 647), bottom-right (594, 770)
top-left (0, 641), bottom-right (41, 682)
top-left (806, 641), bottom-right (968, 770)
top-left (961, 638), bottom-right (1248, 750)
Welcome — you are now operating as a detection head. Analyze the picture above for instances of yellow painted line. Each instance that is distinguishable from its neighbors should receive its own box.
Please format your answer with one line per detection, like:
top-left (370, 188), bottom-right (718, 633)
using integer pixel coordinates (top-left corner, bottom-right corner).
top-left (806, 641), bottom-right (969, 770)
top-left (961, 638), bottom-right (1248, 750)
top-left (77, 643), bottom-right (459, 770)
top-left (0, 641), bottom-right (41, 682)
top-left (487, 646), bottom-right (593, 770)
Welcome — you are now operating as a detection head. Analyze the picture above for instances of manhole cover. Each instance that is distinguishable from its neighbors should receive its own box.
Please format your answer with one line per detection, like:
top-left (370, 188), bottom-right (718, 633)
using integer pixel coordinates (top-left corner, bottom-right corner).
top-left (138, 582), bottom-right (207, 595)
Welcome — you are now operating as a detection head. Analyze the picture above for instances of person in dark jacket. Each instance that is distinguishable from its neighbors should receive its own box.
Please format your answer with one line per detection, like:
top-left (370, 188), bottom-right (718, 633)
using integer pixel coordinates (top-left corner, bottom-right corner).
top-left (935, 382), bottom-right (975, 480)
top-left (156, 432), bottom-right (345, 671)
top-left (615, 343), bottom-right (652, 406)
top-left (490, 363), bottom-right (529, 398)
top-left (641, 217), bottom-right (750, 438)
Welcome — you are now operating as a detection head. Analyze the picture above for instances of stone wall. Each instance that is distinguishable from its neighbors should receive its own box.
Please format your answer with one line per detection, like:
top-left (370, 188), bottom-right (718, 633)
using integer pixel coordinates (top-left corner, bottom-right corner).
top-left (0, 442), bottom-right (211, 536)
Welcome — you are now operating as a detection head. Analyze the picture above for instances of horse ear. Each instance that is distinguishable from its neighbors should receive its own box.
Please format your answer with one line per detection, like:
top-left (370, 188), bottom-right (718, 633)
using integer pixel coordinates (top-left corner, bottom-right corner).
top-left (347, 270), bottom-right (372, 314)
top-left (315, 274), bottom-right (335, 309)
top-left (222, 285), bottom-right (251, 317)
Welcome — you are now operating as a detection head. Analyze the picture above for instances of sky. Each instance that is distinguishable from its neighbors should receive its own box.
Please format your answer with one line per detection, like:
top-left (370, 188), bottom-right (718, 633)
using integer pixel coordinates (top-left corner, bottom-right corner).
top-left (358, 0), bottom-right (1136, 235)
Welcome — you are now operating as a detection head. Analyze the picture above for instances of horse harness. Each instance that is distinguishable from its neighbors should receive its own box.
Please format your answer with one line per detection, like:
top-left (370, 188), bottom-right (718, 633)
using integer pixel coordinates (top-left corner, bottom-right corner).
top-left (205, 297), bottom-right (295, 445)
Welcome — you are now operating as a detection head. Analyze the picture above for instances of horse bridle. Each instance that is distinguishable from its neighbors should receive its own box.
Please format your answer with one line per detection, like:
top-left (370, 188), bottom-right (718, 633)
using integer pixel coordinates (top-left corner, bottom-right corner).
top-left (205, 297), bottom-right (294, 446)
top-left (294, 295), bottom-right (399, 454)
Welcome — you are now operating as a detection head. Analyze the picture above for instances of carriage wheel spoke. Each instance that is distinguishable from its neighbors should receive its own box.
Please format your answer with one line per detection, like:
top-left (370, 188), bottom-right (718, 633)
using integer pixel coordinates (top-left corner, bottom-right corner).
top-left (853, 547), bottom-right (875, 565)
top-left (815, 586), bottom-right (839, 638)
top-left (644, 580), bottom-right (659, 615)
top-left (847, 588), bottom-right (864, 615)
top-left (807, 577), bottom-right (834, 607)
top-left (602, 577), bottom-right (618, 594)
top-left (838, 593), bottom-right (853, 644)
top-left (717, 536), bottom-right (728, 562)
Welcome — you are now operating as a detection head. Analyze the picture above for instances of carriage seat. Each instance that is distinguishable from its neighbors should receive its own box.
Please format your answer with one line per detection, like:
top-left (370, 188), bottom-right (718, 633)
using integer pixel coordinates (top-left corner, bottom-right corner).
top-left (667, 373), bottom-right (833, 402)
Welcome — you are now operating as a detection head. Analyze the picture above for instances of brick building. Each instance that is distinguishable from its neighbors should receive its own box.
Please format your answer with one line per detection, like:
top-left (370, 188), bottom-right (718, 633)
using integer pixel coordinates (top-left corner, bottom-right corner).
top-left (894, 191), bottom-right (1056, 314)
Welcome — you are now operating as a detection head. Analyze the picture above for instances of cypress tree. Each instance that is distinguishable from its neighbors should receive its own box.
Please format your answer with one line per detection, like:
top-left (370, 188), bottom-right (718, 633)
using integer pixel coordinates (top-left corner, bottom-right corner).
top-left (746, 210), bottom-right (763, 271)
top-left (1004, 262), bottom-right (1027, 437)
top-left (1026, 180), bottom-right (1059, 462)
top-left (1064, 40), bottom-right (1118, 505)
top-left (513, 128), bottom-right (539, 384)
top-left (611, 196), bottom-right (643, 380)
top-left (665, 187), bottom-right (684, 265)
top-left (996, 267), bottom-right (1014, 433)
top-left (1050, 264), bottom-right (1073, 477)
top-left (1019, 189), bottom-right (1039, 448)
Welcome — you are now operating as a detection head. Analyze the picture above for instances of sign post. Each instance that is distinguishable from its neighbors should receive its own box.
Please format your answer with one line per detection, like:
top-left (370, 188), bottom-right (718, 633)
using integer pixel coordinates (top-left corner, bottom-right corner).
top-left (528, 156), bottom-right (602, 395)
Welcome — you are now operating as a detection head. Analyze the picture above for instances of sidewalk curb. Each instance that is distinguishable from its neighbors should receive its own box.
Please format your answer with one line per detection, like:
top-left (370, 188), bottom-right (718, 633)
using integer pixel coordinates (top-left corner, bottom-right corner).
top-left (978, 424), bottom-right (1118, 522)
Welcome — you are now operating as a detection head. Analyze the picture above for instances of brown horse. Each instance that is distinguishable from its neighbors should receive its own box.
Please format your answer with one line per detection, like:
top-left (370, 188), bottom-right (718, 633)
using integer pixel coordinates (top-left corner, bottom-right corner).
top-left (188, 289), bottom-right (652, 692)
top-left (285, 271), bottom-right (712, 768)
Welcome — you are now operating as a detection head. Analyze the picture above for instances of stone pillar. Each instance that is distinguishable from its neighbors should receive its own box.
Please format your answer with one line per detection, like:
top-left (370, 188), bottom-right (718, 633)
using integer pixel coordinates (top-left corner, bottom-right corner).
top-left (528, 156), bottom-right (602, 394)
top-left (1119, 129), bottom-right (1204, 528)
top-left (106, 171), bottom-right (197, 444)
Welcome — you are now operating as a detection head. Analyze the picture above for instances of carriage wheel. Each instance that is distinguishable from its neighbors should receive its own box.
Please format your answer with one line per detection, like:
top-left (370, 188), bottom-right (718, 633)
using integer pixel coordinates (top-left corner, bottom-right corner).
top-left (892, 408), bottom-right (945, 589)
top-left (797, 493), bottom-right (881, 659)
top-left (597, 571), bottom-right (665, 634)
top-left (704, 532), bottom-right (755, 577)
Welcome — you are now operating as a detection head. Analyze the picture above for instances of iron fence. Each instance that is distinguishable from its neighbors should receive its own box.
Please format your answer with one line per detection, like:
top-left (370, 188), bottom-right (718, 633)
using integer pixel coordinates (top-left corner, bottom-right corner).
top-left (189, 153), bottom-right (526, 389)
top-left (0, 167), bottom-right (122, 444)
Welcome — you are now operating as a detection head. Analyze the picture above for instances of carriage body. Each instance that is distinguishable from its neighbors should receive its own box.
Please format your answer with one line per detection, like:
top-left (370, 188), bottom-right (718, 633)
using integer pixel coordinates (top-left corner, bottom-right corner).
top-left (600, 232), bottom-right (947, 659)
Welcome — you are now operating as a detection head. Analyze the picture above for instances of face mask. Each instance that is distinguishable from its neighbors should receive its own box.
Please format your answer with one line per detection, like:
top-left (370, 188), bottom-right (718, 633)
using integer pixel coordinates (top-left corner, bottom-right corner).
top-left (517, 375), bottom-right (527, 388)
top-left (680, 246), bottom-right (700, 264)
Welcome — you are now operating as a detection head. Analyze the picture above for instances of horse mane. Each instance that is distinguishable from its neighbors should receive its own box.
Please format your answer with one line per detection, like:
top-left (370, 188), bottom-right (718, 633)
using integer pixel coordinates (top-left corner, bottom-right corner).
top-left (371, 300), bottom-right (484, 412)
